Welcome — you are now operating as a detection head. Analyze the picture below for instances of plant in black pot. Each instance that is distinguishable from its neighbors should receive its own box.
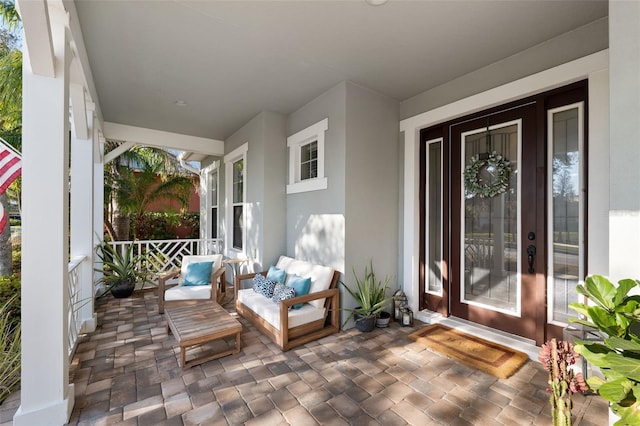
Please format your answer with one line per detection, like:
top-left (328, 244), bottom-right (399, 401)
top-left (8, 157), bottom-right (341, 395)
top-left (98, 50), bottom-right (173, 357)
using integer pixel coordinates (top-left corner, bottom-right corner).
top-left (340, 261), bottom-right (392, 332)
top-left (95, 241), bottom-right (150, 298)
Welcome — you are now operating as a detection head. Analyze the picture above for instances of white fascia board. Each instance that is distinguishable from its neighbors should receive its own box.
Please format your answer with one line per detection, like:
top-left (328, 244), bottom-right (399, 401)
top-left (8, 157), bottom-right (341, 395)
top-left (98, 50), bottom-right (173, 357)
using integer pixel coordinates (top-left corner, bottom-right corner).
top-left (104, 122), bottom-right (225, 157)
top-left (17, 0), bottom-right (55, 77)
top-left (62, 0), bottom-right (104, 127)
top-left (400, 50), bottom-right (609, 133)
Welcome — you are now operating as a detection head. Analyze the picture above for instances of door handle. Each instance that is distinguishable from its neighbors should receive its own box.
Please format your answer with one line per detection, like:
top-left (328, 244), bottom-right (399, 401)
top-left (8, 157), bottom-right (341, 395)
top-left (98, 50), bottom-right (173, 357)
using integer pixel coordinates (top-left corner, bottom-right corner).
top-left (527, 245), bottom-right (536, 274)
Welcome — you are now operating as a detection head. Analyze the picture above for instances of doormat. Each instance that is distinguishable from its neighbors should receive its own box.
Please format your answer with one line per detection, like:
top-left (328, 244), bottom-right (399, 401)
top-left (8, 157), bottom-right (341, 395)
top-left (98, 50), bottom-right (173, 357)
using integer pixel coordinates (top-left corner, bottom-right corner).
top-left (408, 324), bottom-right (528, 379)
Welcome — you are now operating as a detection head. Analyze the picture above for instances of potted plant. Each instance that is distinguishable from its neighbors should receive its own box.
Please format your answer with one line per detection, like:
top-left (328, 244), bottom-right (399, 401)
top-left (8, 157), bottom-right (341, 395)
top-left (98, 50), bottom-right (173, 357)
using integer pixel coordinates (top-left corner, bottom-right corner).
top-left (569, 275), bottom-right (640, 425)
top-left (95, 240), bottom-right (150, 298)
top-left (340, 261), bottom-right (392, 332)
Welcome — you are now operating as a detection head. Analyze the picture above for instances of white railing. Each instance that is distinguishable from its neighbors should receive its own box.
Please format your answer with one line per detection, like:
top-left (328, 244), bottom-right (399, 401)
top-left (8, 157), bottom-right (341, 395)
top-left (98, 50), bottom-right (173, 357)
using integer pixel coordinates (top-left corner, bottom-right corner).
top-left (106, 238), bottom-right (223, 278)
top-left (68, 255), bottom-right (87, 358)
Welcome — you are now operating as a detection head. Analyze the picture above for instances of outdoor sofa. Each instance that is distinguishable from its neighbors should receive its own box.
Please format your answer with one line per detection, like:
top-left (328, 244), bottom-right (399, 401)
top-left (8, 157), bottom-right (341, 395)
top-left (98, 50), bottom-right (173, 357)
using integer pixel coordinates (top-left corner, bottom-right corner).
top-left (234, 256), bottom-right (340, 351)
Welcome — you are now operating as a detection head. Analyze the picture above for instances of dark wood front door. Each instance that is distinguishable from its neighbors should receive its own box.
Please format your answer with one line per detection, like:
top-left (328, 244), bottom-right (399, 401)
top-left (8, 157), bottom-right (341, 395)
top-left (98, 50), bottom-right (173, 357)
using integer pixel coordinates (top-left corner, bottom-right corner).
top-left (449, 103), bottom-right (545, 343)
top-left (419, 82), bottom-right (588, 345)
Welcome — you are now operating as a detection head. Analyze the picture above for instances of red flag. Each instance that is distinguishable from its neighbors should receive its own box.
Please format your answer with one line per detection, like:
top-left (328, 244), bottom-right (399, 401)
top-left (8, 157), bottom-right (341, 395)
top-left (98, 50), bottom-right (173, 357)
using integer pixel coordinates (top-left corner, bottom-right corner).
top-left (0, 139), bottom-right (21, 233)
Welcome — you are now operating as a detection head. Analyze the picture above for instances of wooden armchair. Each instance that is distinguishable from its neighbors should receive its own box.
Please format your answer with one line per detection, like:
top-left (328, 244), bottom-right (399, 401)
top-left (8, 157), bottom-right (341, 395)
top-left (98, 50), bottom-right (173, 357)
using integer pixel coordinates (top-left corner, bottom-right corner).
top-left (157, 254), bottom-right (226, 313)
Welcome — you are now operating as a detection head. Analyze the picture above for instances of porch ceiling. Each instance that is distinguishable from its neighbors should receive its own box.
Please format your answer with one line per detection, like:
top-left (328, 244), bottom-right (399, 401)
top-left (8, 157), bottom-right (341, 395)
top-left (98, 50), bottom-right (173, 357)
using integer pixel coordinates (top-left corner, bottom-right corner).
top-left (74, 0), bottom-right (607, 141)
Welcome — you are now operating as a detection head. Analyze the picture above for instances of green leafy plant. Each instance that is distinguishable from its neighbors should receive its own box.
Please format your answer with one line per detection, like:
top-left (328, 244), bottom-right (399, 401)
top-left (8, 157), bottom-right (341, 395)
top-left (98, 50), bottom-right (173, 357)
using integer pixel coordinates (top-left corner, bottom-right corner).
top-left (95, 240), bottom-right (151, 297)
top-left (538, 338), bottom-right (588, 426)
top-left (0, 294), bottom-right (20, 404)
top-left (340, 260), bottom-right (392, 327)
top-left (569, 275), bottom-right (640, 425)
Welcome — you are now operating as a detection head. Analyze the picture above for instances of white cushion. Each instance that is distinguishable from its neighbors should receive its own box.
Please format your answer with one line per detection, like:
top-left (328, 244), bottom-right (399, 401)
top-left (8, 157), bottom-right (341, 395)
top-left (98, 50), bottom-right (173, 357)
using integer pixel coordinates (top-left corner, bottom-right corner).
top-left (237, 289), bottom-right (325, 330)
top-left (165, 284), bottom-right (211, 301)
top-left (275, 256), bottom-right (334, 309)
top-left (179, 254), bottom-right (223, 285)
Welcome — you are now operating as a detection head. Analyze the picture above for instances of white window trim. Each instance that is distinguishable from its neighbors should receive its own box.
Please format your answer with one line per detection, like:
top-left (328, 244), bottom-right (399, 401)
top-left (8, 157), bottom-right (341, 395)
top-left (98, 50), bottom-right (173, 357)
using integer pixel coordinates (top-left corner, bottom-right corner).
top-left (287, 118), bottom-right (328, 194)
top-left (204, 162), bottom-right (219, 240)
top-left (224, 143), bottom-right (248, 255)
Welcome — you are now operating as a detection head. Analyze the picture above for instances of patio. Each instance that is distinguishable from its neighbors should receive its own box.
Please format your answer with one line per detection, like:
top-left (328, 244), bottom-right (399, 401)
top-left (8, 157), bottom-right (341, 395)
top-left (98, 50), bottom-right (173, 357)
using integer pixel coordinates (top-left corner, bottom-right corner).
top-left (2, 290), bottom-right (607, 426)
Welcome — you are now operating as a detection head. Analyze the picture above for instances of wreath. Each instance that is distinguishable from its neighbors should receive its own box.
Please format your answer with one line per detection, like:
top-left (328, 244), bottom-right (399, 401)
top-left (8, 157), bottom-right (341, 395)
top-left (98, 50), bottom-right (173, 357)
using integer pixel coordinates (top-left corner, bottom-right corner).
top-left (463, 152), bottom-right (512, 198)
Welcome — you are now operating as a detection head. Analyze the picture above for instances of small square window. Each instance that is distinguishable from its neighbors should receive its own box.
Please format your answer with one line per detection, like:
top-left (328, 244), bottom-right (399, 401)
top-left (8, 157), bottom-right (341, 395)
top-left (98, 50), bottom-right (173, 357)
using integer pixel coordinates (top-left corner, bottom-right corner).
top-left (287, 119), bottom-right (328, 194)
top-left (300, 141), bottom-right (318, 180)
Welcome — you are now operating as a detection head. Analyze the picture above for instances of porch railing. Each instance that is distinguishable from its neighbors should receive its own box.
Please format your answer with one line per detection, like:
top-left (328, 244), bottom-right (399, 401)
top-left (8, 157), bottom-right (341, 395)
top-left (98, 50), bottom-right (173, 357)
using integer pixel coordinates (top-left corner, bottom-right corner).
top-left (106, 238), bottom-right (223, 278)
top-left (68, 255), bottom-right (87, 358)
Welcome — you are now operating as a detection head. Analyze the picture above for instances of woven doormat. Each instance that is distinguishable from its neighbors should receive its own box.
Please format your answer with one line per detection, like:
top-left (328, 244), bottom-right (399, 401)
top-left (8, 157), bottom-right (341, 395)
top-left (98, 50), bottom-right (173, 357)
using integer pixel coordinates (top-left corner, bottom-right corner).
top-left (409, 324), bottom-right (528, 379)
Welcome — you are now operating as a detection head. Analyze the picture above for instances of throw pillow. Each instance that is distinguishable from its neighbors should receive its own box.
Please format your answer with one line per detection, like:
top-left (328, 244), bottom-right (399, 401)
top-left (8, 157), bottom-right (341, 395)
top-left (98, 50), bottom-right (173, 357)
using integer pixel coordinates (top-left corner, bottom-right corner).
top-left (287, 275), bottom-right (311, 309)
top-left (183, 261), bottom-right (213, 286)
top-left (272, 282), bottom-right (296, 305)
top-left (252, 274), bottom-right (277, 298)
top-left (266, 265), bottom-right (286, 283)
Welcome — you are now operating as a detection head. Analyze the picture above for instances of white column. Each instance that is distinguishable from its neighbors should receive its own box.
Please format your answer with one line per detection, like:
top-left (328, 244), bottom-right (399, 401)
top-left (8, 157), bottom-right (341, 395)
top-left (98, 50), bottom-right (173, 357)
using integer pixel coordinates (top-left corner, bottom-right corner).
top-left (13, 10), bottom-right (74, 426)
top-left (608, 0), bottom-right (640, 281)
top-left (70, 92), bottom-right (96, 333)
top-left (93, 130), bottom-right (104, 293)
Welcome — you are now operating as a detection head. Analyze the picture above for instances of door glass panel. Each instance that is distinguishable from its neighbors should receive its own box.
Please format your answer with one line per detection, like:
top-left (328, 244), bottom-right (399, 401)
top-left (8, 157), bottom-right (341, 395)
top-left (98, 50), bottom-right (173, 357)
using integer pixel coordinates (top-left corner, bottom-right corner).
top-left (461, 122), bottom-right (520, 314)
top-left (426, 140), bottom-right (443, 294)
top-left (548, 105), bottom-right (583, 324)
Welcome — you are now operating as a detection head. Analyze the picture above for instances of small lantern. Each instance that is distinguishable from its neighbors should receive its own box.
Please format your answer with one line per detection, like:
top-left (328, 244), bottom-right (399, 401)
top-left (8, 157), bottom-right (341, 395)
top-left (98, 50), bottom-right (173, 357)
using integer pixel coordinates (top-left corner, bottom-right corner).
top-left (401, 307), bottom-right (413, 327)
top-left (393, 289), bottom-right (407, 321)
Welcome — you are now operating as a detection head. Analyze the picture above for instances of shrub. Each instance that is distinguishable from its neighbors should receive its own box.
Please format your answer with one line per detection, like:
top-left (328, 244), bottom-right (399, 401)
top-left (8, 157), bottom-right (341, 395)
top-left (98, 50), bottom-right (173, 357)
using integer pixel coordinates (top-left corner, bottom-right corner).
top-left (0, 274), bottom-right (20, 326)
top-left (0, 294), bottom-right (20, 404)
top-left (134, 212), bottom-right (199, 240)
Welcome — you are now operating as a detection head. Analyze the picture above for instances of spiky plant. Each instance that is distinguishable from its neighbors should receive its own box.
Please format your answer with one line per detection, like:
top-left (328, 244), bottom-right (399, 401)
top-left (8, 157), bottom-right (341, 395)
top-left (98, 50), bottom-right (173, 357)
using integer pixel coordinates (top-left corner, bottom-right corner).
top-left (340, 260), bottom-right (391, 327)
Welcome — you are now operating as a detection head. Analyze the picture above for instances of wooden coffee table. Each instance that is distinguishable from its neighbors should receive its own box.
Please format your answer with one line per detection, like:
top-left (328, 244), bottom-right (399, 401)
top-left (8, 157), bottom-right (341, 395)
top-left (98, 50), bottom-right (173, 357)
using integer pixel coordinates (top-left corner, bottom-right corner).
top-left (164, 302), bottom-right (242, 369)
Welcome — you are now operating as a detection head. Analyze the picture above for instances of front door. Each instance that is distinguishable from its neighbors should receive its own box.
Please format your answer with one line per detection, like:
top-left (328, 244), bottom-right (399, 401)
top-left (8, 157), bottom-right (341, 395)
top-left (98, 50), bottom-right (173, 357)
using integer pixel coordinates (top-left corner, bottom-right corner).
top-left (419, 82), bottom-right (587, 345)
top-left (450, 103), bottom-right (543, 342)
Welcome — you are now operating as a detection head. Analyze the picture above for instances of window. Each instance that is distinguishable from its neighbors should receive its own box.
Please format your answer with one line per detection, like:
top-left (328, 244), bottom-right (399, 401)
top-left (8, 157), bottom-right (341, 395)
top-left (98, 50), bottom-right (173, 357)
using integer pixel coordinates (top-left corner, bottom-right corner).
top-left (287, 118), bottom-right (328, 194)
top-left (426, 138), bottom-right (443, 296)
top-left (300, 141), bottom-right (318, 180)
top-left (547, 103), bottom-right (584, 326)
top-left (224, 143), bottom-right (248, 253)
top-left (209, 168), bottom-right (218, 239)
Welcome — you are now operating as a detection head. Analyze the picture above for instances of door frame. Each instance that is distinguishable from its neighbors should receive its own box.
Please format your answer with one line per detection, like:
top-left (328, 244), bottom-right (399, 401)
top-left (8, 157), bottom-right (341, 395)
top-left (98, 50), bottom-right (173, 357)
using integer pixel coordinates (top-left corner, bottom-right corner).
top-left (418, 81), bottom-right (588, 345)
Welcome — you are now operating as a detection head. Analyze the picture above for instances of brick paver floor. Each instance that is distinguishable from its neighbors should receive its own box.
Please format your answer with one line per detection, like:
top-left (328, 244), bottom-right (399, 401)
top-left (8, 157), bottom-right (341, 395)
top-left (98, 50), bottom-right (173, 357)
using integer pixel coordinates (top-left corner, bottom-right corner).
top-left (1, 289), bottom-right (608, 425)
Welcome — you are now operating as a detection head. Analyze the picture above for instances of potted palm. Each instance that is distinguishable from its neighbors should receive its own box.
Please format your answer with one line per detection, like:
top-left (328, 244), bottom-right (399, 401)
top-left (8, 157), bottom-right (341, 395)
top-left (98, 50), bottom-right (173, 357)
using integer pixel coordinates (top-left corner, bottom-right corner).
top-left (341, 261), bottom-right (392, 332)
top-left (95, 241), bottom-right (150, 298)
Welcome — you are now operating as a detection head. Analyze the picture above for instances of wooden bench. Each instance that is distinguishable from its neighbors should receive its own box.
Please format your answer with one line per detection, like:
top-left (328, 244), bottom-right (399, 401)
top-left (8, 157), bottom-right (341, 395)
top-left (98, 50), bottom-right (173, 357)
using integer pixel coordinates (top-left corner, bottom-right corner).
top-left (164, 302), bottom-right (242, 369)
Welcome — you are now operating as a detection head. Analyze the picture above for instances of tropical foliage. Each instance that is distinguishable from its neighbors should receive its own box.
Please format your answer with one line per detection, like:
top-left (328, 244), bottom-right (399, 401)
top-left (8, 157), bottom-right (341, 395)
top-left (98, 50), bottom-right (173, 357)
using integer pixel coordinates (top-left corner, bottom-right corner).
top-left (135, 212), bottom-right (199, 240)
top-left (94, 240), bottom-right (151, 296)
top-left (0, 0), bottom-right (22, 276)
top-left (0, 293), bottom-right (19, 404)
top-left (104, 142), bottom-right (196, 240)
top-left (340, 260), bottom-right (392, 326)
top-left (570, 275), bottom-right (640, 426)
top-left (0, 1), bottom-right (21, 132)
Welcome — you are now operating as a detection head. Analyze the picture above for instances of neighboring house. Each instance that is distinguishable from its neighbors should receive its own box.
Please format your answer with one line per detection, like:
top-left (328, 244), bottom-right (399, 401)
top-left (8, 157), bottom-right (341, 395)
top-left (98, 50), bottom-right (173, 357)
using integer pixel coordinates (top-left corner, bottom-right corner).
top-left (141, 173), bottom-right (200, 214)
top-left (14, 1), bottom-right (640, 425)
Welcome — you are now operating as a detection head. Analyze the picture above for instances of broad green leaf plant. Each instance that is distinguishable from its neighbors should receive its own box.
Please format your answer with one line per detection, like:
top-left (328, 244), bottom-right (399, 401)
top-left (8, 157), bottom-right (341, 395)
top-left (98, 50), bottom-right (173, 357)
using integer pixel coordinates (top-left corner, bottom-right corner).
top-left (570, 275), bottom-right (640, 425)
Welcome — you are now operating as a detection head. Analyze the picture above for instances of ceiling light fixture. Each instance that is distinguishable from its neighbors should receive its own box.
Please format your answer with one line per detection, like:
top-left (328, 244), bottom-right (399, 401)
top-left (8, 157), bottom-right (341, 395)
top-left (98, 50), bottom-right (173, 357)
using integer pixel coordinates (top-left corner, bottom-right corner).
top-left (365, 0), bottom-right (388, 5)
top-left (174, 100), bottom-right (187, 107)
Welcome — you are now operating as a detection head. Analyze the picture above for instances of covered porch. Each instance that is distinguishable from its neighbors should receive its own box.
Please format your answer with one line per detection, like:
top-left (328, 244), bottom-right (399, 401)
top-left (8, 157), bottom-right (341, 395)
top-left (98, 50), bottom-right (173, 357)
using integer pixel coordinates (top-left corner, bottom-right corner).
top-left (11, 0), bottom-right (640, 424)
top-left (2, 289), bottom-right (608, 425)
